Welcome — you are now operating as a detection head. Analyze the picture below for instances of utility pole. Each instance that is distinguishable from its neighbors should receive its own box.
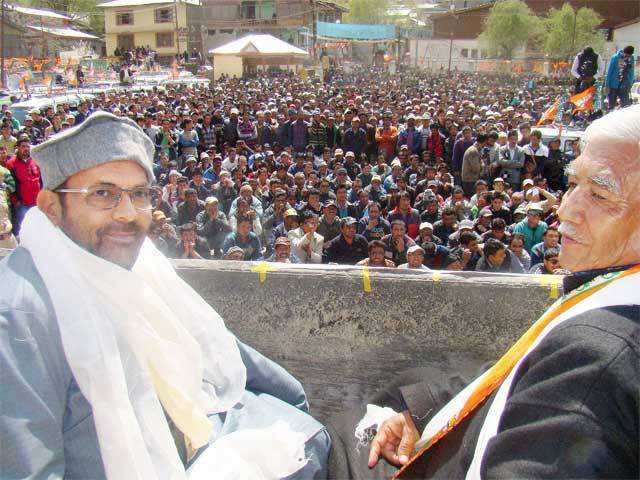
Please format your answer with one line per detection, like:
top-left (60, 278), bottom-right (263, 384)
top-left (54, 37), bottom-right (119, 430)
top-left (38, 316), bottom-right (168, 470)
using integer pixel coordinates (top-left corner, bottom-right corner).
top-left (310, 0), bottom-right (317, 59)
top-left (1, 0), bottom-right (5, 89)
top-left (447, 0), bottom-right (455, 72)
top-left (174, 0), bottom-right (181, 59)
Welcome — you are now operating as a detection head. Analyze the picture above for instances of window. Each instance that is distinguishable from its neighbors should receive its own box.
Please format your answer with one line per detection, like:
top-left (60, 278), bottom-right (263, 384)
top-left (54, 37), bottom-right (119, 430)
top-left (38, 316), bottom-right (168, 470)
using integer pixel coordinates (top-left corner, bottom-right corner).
top-left (156, 32), bottom-right (174, 48)
top-left (115, 11), bottom-right (133, 25)
top-left (470, 49), bottom-right (478, 59)
top-left (117, 33), bottom-right (134, 50)
top-left (241, 1), bottom-right (256, 19)
top-left (207, 29), bottom-right (216, 36)
top-left (220, 29), bottom-right (234, 34)
top-left (155, 7), bottom-right (173, 23)
top-left (241, 0), bottom-right (274, 20)
top-left (460, 48), bottom-right (468, 59)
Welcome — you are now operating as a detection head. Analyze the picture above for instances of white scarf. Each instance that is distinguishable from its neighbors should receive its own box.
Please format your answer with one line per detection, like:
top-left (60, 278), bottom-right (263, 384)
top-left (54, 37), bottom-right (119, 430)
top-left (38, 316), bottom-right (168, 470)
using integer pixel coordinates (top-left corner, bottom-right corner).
top-left (465, 268), bottom-right (639, 479)
top-left (20, 207), bottom-right (306, 479)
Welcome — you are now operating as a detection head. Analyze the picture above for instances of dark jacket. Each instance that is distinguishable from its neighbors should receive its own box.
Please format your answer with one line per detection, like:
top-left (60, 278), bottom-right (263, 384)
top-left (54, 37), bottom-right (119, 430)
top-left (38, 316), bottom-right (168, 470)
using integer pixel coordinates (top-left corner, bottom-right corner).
top-left (342, 127), bottom-right (367, 158)
top-left (323, 234), bottom-right (369, 264)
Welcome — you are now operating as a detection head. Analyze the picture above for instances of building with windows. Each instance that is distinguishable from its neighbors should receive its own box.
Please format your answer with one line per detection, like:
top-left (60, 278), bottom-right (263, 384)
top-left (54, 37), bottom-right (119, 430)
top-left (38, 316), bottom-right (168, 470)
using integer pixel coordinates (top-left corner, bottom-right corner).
top-left (1, 4), bottom-right (100, 58)
top-left (99, 0), bottom-right (201, 61)
top-left (197, 0), bottom-right (346, 54)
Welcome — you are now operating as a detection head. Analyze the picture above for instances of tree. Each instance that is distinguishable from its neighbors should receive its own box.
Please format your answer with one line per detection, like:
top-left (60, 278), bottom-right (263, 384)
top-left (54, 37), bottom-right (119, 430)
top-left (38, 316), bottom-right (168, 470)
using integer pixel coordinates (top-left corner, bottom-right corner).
top-left (544, 4), bottom-right (605, 60)
top-left (19, 0), bottom-right (104, 34)
top-left (344, 0), bottom-right (390, 25)
top-left (478, 0), bottom-right (541, 59)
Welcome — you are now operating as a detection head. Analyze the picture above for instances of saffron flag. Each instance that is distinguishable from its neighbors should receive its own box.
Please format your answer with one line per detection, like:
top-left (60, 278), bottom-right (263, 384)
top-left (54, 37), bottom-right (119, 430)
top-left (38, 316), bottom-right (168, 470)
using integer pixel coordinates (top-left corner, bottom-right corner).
top-left (570, 86), bottom-right (596, 113)
top-left (537, 98), bottom-right (560, 126)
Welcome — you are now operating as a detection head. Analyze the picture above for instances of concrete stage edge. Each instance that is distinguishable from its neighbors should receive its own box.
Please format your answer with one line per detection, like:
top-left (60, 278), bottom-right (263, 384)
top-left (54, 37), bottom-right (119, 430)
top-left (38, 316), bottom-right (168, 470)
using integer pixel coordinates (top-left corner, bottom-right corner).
top-left (175, 259), bottom-right (561, 423)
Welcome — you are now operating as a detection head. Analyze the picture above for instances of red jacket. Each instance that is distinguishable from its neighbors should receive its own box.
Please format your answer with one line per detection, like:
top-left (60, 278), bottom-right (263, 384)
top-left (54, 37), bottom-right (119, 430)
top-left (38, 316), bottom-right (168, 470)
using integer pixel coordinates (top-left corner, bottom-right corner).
top-left (427, 132), bottom-right (444, 159)
top-left (6, 155), bottom-right (41, 206)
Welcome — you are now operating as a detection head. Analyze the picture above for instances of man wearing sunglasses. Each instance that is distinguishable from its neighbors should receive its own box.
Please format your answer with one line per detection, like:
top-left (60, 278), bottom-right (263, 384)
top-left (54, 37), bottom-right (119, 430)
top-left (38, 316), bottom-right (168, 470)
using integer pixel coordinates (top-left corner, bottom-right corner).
top-left (0, 112), bottom-right (329, 479)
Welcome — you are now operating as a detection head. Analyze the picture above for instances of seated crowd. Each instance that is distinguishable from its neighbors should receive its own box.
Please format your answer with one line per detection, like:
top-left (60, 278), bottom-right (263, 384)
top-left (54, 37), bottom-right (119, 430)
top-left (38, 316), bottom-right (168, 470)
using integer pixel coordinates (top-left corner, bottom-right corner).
top-left (0, 70), bottom-right (578, 274)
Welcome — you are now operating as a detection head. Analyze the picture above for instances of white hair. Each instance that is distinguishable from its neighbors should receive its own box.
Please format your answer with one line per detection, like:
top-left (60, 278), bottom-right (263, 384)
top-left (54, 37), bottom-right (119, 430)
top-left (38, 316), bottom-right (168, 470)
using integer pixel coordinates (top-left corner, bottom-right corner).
top-left (583, 104), bottom-right (640, 152)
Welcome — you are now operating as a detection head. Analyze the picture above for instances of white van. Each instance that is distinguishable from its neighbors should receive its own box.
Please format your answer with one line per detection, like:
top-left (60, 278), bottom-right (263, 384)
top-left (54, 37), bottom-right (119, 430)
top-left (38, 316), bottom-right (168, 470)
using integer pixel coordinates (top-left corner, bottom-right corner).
top-left (631, 82), bottom-right (640, 103)
top-left (535, 126), bottom-right (584, 154)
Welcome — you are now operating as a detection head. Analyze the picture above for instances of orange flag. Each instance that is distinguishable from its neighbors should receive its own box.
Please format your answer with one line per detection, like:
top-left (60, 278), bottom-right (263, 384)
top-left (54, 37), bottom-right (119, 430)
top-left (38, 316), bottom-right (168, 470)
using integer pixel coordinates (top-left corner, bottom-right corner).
top-left (44, 75), bottom-right (53, 95)
top-left (570, 85), bottom-right (596, 113)
top-left (537, 99), bottom-right (559, 126)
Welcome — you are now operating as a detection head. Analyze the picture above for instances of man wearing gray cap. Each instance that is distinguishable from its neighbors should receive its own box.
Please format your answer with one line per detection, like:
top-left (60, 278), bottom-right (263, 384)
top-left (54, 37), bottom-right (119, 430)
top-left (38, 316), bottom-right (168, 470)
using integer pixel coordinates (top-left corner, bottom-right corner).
top-left (0, 112), bottom-right (329, 479)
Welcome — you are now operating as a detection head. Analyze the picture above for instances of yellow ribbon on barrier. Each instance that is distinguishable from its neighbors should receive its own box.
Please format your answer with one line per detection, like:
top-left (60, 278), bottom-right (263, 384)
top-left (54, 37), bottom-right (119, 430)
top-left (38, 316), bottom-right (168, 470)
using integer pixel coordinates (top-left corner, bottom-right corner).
top-left (362, 266), bottom-right (372, 293)
top-left (432, 271), bottom-right (441, 282)
top-left (536, 275), bottom-right (563, 299)
top-left (251, 262), bottom-right (277, 285)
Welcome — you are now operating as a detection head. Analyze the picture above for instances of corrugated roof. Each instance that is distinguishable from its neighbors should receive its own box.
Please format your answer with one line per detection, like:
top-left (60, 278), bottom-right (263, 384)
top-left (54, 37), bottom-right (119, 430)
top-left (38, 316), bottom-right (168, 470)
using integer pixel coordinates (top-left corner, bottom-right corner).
top-left (210, 34), bottom-right (308, 56)
top-left (98, 0), bottom-right (199, 8)
top-left (8, 4), bottom-right (71, 20)
top-left (26, 25), bottom-right (100, 39)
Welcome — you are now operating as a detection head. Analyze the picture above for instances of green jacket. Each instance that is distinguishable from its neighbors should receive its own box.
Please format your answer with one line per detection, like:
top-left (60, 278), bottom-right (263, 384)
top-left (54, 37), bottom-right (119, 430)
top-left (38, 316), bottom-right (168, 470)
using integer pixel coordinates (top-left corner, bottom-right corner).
top-left (0, 164), bottom-right (15, 194)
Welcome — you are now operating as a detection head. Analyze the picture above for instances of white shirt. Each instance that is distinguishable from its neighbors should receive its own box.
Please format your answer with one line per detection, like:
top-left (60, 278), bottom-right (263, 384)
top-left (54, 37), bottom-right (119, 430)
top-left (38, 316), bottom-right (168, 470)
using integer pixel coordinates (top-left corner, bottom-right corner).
top-left (524, 143), bottom-right (549, 159)
top-left (287, 227), bottom-right (324, 264)
top-left (398, 263), bottom-right (431, 270)
top-left (222, 157), bottom-right (238, 172)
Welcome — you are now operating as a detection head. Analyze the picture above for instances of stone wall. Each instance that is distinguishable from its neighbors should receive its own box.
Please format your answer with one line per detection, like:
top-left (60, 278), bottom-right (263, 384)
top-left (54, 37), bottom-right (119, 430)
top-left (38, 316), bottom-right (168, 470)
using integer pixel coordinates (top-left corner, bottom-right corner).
top-left (175, 260), bottom-right (561, 422)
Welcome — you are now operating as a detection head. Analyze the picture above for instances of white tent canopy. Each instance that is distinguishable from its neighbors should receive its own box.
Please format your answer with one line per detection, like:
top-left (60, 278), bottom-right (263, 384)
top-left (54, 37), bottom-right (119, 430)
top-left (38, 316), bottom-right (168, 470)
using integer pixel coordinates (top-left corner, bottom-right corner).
top-left (209, 34), bottom-right (309, 57)
top-left (209, 34), bottom-right (309, 79)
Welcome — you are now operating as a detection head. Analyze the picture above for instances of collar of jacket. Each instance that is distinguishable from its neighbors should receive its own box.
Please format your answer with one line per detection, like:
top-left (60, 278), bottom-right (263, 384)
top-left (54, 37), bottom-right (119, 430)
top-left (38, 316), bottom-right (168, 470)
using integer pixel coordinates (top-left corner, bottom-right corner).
top-left (563, 264), bottom-right (636, 294)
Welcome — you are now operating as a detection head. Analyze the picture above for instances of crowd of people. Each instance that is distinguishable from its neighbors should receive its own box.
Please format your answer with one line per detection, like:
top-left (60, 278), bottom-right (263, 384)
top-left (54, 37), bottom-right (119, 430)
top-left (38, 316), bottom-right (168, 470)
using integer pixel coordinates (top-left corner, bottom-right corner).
top-left (0, 66), bottom-right (633, 273)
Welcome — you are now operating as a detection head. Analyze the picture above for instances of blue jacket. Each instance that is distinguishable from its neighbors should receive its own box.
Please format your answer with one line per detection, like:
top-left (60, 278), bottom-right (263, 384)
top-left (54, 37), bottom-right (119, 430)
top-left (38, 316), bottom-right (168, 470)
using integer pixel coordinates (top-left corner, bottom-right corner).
top-left (605, 50), bottom-right (636, 89)
top-left (0, 247), bottom-right (329, 479)
top-left (397, 127), bottom-right (422, 154)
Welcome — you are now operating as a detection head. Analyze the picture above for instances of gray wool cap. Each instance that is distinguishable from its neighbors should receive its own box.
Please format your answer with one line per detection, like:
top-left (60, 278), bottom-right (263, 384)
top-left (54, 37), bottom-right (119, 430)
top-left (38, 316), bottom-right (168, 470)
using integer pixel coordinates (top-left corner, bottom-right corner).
top-left (32, 111), bottom-right (155, 190)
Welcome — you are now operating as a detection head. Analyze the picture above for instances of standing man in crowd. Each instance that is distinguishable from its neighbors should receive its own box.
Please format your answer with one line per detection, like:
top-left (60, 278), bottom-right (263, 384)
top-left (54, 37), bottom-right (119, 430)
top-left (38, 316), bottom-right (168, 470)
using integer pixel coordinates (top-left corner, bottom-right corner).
top-left (571, 46), bottom-right (604, 93)
top-left (605, 46), bottom-right (635, 110)
top-left (6, 137), bottom-right (41, 234)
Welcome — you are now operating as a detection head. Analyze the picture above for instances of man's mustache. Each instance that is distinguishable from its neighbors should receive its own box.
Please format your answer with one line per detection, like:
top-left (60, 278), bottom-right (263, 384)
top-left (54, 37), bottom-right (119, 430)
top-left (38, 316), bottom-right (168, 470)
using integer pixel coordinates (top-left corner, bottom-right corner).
top-left (98, 222), bottom-right (145, 237)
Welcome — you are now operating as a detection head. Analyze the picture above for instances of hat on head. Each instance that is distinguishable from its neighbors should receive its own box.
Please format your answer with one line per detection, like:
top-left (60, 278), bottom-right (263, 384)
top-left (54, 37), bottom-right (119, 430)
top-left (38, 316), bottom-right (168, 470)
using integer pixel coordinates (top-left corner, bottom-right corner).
top-left (324, 200), bottom-right (338, 209)
top-left (527, 202), bottom-right (544, 214)
top-left (226, 246), bottom-right (244, 255)
top-left (152, 210), bottom-right (166, 221)
top-left (419, 222), bottom-right (433, 231)
top-left (334, 148), bottom-right (344, 155)
top-left (493, 177), bottom-right (504, 183)
top-left (32, 111), bottom-right (154, 190)
top-left (514, 205), bottom-right (527, 216)
top-left (342, 216), bottom-right (357, 227)
top-left (205, 196), bottom-right (219, 205)
top-left (0, 218), bottom-right (13, 235)
top-left (407, 245), bottom-right (425, 255)
top-left (284, 208), bottom-right (298, 218)
top-left (274, 236), bottom-right (291, 247)
top-left (459, 219), bottom-right (474, 230)
top-left (371, 175), bottom-right (382, 183)
top-left (522, 179), bottom-right (534, 187)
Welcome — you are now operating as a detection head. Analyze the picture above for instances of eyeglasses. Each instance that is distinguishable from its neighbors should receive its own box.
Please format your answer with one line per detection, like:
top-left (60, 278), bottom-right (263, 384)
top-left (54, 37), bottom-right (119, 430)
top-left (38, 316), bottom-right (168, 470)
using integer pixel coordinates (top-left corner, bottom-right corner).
top-left (56, 185), bottom-right (153, 211)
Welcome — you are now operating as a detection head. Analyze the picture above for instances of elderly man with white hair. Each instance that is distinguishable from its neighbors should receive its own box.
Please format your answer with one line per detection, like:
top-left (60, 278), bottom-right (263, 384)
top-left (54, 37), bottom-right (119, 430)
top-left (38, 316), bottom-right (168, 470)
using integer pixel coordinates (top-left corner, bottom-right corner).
top-left (327, 106), bottom-right (640, 479)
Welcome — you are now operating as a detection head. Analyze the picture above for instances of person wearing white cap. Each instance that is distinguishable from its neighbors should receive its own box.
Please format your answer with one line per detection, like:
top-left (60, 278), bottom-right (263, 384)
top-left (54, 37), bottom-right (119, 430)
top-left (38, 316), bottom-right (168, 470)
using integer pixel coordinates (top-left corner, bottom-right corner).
top-left (397, 244), bottom-right (430, 270)
top-left (0, 112), bottom-right (329, 479)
